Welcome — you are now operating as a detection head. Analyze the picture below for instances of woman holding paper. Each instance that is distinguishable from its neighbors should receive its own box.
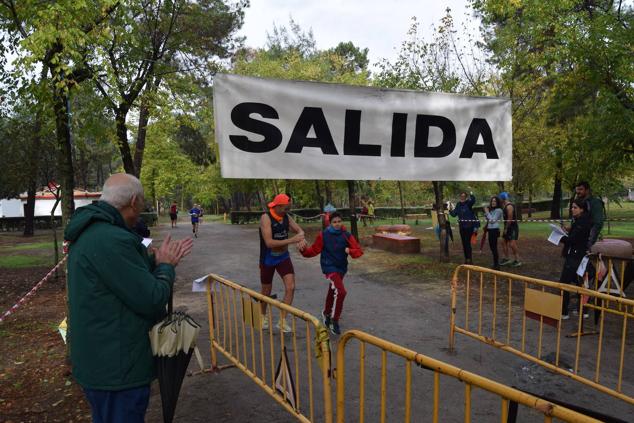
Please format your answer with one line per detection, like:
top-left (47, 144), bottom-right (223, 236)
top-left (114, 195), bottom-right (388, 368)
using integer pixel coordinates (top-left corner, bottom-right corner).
top-left (484, 196), bottom-right (503, 270)
top-left (560, 199), bottom-right (592, 319)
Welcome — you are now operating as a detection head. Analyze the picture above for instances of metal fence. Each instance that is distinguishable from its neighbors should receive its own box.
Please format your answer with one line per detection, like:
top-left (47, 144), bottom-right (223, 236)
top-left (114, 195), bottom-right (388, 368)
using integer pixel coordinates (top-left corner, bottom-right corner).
top-left (202, 273), bottom-right (333, 423)
top-left (336, 329), bottom-right (600, 422)
top-left (449, 261), bottom-right (634, 405)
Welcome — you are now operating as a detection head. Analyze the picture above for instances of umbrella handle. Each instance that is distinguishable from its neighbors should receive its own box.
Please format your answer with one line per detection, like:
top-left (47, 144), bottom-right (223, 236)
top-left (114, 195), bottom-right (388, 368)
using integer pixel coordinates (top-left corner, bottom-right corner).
top-left (168, 290), bottom-right (173, 315)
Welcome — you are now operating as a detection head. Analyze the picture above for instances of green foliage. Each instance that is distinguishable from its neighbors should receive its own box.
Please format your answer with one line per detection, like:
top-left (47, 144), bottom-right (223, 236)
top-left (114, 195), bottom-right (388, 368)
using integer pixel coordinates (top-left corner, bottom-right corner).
top-left (473, 0), bottom-right (634, 196)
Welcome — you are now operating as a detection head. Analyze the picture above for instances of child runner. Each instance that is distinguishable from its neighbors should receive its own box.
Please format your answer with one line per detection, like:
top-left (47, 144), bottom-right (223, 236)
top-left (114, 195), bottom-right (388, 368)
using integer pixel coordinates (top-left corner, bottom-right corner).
top-left (189, 204), bottom-right (202, 238)
top-left (299, 212), bottom-right (363, 335)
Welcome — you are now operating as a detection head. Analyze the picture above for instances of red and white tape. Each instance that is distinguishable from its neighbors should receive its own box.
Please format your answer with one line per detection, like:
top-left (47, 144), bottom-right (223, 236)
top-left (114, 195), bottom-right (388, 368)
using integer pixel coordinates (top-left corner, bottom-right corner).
top-left (0, 256), bottom-right (68, 324)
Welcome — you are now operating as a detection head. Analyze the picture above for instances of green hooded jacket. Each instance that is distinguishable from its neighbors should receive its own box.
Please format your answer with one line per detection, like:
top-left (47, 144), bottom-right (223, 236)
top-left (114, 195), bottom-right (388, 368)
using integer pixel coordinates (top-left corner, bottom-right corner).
top-left (64, 201), bottom-right (174, 390)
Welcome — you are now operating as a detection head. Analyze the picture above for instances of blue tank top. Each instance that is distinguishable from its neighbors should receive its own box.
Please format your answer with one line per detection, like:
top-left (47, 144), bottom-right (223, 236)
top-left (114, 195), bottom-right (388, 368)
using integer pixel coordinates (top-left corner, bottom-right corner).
top-left (259, 212), bottom-right (289, 265)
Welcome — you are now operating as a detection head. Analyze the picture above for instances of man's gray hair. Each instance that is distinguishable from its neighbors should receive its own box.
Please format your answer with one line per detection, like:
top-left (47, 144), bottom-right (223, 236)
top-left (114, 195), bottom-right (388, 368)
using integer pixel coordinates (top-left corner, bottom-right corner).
top-left (100, 173), bottom-right (144, 209)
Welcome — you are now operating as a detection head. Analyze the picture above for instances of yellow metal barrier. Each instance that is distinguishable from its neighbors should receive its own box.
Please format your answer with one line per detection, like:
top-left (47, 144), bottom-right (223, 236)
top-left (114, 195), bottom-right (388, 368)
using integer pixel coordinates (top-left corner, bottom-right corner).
top-left (336, 330), bottom-right (600, 422)
top-left (203, 274), bottom-right (333, 423)
top-left (449, 262), bottom-right (634, 405)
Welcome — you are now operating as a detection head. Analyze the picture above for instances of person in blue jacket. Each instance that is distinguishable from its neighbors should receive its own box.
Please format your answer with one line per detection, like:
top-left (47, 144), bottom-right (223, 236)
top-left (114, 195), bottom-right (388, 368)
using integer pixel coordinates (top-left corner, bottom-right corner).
top-left (300, 212), bottom-right (363, 335)
top-left (450, 192), bottom-right (479, 264)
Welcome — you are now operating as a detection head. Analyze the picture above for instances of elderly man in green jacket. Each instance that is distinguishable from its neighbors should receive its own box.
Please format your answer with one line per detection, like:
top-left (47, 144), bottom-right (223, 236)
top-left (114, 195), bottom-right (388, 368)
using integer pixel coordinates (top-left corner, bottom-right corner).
top-left (64, 173), bottom-right (193, 423)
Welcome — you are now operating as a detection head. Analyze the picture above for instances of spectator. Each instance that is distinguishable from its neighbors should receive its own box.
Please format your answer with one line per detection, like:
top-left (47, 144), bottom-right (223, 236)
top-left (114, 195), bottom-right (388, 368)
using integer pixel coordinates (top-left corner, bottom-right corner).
top-left (499, 192), bottom-right (521, 267)
top-left (484, 196), bottom-right (503, 270)
top-left (64, 173), bottom-right (193, 423)
top-left (559, 199), bottom-right (592, 319)
top-left (449, 192), bottom-right (479, 264)
top-left (574, 181), bottom-right (604, 250)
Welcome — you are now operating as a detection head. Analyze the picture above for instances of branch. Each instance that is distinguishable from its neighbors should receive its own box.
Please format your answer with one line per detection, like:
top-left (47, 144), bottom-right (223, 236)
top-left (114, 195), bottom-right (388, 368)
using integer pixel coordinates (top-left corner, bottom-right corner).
top-left (81, 1), bottom-right (120, 35)
top-left (93, 78), bottom-right (117, 110)
top-left (2, 0), bottom-right (28, 38)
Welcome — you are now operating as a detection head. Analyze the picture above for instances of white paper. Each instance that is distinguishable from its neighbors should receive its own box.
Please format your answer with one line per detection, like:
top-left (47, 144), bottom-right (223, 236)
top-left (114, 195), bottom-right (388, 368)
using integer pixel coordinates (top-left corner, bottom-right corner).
top-left (547, 224), bottom-right (567, 245)
top-left (192, 275), bottom-right (209, 292)
top-left (142, 238), bottom-right (152, 248)
top-left (576, 256), bottom-right (589, 277)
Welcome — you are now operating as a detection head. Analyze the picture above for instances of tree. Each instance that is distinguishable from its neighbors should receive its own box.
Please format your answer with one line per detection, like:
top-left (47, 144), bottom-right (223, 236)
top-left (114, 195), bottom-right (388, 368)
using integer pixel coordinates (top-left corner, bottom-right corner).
top-left (92, 0), bottom-right (246, 176)
top-left (473, 0), bottom-right (634, 204)
top-left (1, 0), bottom-right (119, 225)
top-left (374, 12), bottom-right (493, 259)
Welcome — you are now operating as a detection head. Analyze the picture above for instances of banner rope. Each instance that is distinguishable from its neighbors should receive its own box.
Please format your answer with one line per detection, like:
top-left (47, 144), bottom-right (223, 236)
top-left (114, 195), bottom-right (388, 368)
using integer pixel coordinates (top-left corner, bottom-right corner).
top-left (0, 256), bottom-right (67, 324)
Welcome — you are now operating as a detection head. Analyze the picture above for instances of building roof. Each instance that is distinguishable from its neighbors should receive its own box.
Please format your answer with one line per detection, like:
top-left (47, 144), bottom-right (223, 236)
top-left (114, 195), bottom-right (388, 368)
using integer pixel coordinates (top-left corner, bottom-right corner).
top-left (19, 189), bottom-right (102, 200)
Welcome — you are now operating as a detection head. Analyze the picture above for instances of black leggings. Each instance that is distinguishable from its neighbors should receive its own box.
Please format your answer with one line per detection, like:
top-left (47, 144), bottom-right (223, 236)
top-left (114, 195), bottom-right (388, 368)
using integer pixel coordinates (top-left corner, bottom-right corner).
top-left (459, 226), bottom-right (473, 261)
top-left (488, 228), bottom-right (500, 266)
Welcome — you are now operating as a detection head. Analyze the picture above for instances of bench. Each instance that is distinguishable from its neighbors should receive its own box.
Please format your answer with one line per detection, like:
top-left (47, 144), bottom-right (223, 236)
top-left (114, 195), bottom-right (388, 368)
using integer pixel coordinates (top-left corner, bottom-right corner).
top-left (372, 233), bottom-right (421, 254)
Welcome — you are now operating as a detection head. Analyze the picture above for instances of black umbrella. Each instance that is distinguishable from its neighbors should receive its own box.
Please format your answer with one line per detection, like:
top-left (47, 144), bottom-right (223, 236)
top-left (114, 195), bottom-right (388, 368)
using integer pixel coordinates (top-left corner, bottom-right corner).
top-left (150, 297), bottom-right (201, 423)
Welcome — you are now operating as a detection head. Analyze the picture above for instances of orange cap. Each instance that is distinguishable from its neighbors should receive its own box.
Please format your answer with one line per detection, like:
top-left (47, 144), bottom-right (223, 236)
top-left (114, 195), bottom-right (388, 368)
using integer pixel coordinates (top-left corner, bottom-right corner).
top-left (268, 193), bottom-right (291, 208)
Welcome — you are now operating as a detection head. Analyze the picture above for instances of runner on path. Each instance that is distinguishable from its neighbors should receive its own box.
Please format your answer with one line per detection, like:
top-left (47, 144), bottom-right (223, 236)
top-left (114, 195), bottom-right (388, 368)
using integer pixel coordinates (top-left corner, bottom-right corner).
top-left (189, 204), bottom-right (202, 238)
top-left (299, 212), bottom-right (363, 335)
top-left (259, 194), bottom-right (306, 332)
top-left (169, 201), bottom-right (178, 228)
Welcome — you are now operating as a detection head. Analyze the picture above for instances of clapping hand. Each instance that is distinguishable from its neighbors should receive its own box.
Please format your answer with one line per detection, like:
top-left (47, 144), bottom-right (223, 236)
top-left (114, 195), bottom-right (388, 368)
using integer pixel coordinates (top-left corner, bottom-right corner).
top-left (154, 234), bottom-right (194, 266)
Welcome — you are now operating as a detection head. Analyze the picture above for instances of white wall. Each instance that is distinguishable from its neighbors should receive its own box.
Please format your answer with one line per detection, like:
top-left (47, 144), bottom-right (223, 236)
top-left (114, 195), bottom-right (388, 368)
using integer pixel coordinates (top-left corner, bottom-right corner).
top-left (0, 199), bottom-right (24, 218)
top-left (1, 197), bottom-right (99, 218)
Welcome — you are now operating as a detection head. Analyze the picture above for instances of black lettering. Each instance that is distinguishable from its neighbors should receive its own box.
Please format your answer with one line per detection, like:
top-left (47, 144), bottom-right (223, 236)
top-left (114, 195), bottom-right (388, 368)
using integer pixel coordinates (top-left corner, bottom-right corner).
top-left (343, 110), bottom-right (381, 156)
top-left (285, 107), bottom-right (339, 154)
top-left (229, 102), bottom-right (282, 153)
top-left (390, 113), bottom-right (408, 157)
top-left (414, 114), bottom-right (456, 158)
top-left (459, 118), bottom-right (499, 159)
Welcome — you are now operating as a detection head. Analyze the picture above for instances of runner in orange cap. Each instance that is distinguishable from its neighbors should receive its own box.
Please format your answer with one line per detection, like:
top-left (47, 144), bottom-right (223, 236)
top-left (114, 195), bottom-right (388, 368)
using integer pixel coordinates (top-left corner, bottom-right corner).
top-left (259, 193), bottom-right (306, 332)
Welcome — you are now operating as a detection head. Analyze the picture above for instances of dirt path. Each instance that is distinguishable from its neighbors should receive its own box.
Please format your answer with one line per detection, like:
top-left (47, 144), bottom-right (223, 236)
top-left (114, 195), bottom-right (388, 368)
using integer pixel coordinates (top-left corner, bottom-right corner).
top-left (145, 221), bottom-right (633, 422)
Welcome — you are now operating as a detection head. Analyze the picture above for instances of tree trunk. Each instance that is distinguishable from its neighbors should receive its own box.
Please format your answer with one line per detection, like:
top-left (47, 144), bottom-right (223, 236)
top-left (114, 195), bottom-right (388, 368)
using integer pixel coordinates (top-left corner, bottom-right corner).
top-left (24, 89), bottom-right (44, 236)
top-left (528, 188), bottom-right (533, 218)
top-left (115, 107), bottom-right (136, 175)
top-left (314, 180), bottom-right (324, 210)
top-left (23, 186), bottom-right (36, 237)
top-left (397, 181), bottom-right (406, 224)
top-left (133, 101), bottom-right (149, 178)
top-left (347, 180), bottom-right (358, 239)
top-left (53, 91), bottom-right (75, 226)
top-left (432, 181), bottom-right (449, 261)
top-left (497, 181), bottom-right (505, 193)
top-left (550, 164), bottom-right (562, 219)
top-left (514, 191), bottom-right (524, 221)
top-left (325, 180), bottom-right (333, 204)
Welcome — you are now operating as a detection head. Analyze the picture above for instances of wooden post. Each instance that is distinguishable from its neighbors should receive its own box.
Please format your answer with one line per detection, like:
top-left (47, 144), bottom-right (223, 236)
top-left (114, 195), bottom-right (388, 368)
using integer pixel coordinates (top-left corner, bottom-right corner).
top-left (347, 180), bottom-right (358, 239)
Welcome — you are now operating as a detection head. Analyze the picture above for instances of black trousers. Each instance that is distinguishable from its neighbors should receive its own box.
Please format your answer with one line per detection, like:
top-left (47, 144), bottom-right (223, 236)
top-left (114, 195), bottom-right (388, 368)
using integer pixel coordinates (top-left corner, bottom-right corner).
top-left (459, 226), bottom-right (473, 261)
top-left (560, 254), bottom-right (584, 314)
top-left (488, 228), bottom-right (500, 266)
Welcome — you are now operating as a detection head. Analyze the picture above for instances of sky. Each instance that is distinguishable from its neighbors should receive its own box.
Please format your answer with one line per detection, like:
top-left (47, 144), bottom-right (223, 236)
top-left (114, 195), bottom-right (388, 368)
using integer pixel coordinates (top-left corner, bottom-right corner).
top-left (237, 0), bottom-right (478, 66)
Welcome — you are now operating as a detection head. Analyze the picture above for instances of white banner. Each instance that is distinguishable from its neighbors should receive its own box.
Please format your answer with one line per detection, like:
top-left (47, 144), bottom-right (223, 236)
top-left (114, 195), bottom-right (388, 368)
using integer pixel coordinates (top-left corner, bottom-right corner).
top-left (214, 74), bottom-right (512, 181)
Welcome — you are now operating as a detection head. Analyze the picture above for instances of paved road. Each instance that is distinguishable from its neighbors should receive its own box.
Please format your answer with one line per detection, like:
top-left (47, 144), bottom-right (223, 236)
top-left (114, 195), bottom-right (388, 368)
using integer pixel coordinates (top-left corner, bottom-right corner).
top-left (145, 220), bottom-right (633, 422)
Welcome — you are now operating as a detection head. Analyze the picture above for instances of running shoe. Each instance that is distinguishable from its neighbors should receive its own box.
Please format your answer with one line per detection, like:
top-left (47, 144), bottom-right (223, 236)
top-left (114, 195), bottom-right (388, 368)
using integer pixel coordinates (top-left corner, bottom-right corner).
top-left (510, 260), bottom-right (522, 267)
top-left (330, 320), bottom-right (341, 335)
top-left (277, 318), bottom-right (292, 333)
top-left (322, 311), bottom-right (331, 328)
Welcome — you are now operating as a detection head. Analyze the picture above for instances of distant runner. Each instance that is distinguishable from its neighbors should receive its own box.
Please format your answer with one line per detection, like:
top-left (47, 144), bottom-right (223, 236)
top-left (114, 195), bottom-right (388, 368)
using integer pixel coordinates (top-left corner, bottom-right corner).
top-left (189, 204), bottom-right (202, 238)
top-left (169, 201), bottom-right (178, 228)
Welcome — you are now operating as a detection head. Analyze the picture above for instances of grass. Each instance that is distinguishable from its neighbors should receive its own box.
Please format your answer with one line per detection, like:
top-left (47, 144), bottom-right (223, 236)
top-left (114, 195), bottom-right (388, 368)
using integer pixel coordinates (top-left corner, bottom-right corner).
top-left (0, 242), bottom-right (55, 252)
top-left (0, 255), bottom-right (53, 268)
